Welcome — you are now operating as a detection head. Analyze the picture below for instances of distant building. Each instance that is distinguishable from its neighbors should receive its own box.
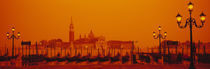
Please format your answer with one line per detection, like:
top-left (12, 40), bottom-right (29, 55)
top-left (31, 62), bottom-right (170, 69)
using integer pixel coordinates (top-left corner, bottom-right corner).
top-left (73, 30), bottom-right (106, 49)
top-left (69, 17), bottom-right (74, 48)
top-left (36, 18), bottom-right (133, 50)
top-left (107, 40), bottom-right (133, 49)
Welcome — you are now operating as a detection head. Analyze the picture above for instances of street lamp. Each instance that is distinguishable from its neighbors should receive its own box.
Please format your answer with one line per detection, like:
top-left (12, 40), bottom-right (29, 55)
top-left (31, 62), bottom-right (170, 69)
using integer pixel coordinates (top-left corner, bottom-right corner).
top-left (176, 2), bottom-right (206, 69)
top-left (153, 26), bottom-right (167, 54)
top-left (6, 27), bottom-right (20, 57)
top-left (188, 2), bottom-right (194, 11)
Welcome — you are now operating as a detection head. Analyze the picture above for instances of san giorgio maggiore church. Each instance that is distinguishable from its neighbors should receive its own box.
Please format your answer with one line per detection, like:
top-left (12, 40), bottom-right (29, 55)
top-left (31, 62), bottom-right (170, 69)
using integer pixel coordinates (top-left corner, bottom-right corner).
top-left (38, 19), bottom-right (133, 50)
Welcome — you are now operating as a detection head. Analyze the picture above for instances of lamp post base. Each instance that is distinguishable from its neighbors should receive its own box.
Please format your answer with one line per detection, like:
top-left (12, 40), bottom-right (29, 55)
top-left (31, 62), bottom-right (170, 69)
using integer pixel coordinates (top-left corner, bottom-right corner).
top-left (189, 63), bottom-right (196, 69)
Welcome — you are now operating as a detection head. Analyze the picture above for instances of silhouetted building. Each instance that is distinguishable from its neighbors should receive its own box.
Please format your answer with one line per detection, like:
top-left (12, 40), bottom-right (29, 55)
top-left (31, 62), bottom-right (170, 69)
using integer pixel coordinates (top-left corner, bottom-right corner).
top-left (107, 40), bottom-right (133, 49)
top-left (69, 17), bottom-right (74, 47)
top-left (73, 30), bottom-right (106, 49)
top-left (36, 18), bottom-right (133, 50)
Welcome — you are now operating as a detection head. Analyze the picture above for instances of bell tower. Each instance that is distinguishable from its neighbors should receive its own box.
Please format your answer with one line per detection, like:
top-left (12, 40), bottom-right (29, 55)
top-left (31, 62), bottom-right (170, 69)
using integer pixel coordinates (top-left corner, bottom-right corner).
top-left (69, 17), bottom-right (74, 45)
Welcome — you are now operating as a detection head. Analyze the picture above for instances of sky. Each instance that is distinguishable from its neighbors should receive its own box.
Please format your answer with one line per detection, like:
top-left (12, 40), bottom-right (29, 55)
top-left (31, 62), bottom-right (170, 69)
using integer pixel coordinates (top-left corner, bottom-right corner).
top-left (0, 0), bottom-right (210, 49)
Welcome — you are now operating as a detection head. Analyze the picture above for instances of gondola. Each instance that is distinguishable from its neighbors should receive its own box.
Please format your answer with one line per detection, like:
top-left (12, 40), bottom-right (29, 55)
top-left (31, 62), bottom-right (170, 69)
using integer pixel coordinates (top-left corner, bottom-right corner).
top-left (88, 52), bottom-right (99, 62)
top-left (22, 55), bottom-right (45, 63)
top-left (56, 57), bottom-right (66, 62)
top-left (88, 56), bottom-right (98, 62)
top-left (77, 56), bottom-right (89, 62)
top-left (138, 54), bottom-right (150, 63)
top-left (0, 56), bottom-right (10, 61)
top-left (0, 55), bottom-right (19, 61)
top-left (66, 56), bottom-right (77, 62)
top-left (65, 53), bottom-right (76, 62)
top-left (55, 53), bottom-right (66, 62)
top-left (110, 52), bottom-right (120, 63)
top-left (98, 53), bottom-right (110, 62)
top-left (76, 53), bottom-right (89, 63)
top-left (122, 52), bottom-right (129, 64)
top-left (151, 53), bottom-right (162, 63)
top-left (44, 55), bottom-right (57, 62)
top-left (197, 54), bottom-right (210, 63)
top-left (99, 56), bottom-right (110, 62)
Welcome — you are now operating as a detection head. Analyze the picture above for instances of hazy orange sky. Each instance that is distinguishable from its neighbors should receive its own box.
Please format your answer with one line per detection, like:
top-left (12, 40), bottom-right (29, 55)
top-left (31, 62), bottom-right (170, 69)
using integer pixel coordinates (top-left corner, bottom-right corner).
top-left (0, 0), bottom-right (210, 48)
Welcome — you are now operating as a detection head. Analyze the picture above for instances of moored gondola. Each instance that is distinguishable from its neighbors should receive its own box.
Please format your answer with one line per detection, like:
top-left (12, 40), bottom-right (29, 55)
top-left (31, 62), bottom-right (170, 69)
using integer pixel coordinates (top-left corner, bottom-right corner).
top-left (44, 55), bottom-right (57, 62)
top-left (98, 53), bottom-right (110, 62)
top-left (56, 53), bottom-right (66, 62)
top-left (22, 55), bottom-right (45, 63)
top-left (76, 53), bottom-right (89, 63)
top-left (0, 55), bottom-right (19, 61)
top-left (0, 56), bottom-right (11, 61)
top-left (66, 56), bottom-right (77, 62)
top-left (138, 54), bottom-right (150, 63)
top-left (110, 52), bottom-right (120, 63)
top-left (122, 52), bottom-right (129, 64)
top-left (88, 56), bottom-right (98, 62)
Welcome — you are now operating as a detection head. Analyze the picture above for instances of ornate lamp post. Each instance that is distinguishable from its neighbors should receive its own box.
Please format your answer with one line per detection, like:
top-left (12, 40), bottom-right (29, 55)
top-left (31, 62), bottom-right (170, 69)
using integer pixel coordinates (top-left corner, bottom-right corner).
top-left (176, 2), bottom-right (206, 69)
top-left (153, 26), bottom-right (167, 54)
top-left (6, 27), bottom-right (20, 57)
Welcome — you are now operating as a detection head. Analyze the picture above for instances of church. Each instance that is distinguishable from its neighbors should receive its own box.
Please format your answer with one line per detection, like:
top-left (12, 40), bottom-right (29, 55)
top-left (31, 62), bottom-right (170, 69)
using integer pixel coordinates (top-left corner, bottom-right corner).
top-left (66, 18), bottom-right (132, 50)
top-left (38, 18), bottom-right (132, 50)
top-left (64, 18), bottom-right (106, 49)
